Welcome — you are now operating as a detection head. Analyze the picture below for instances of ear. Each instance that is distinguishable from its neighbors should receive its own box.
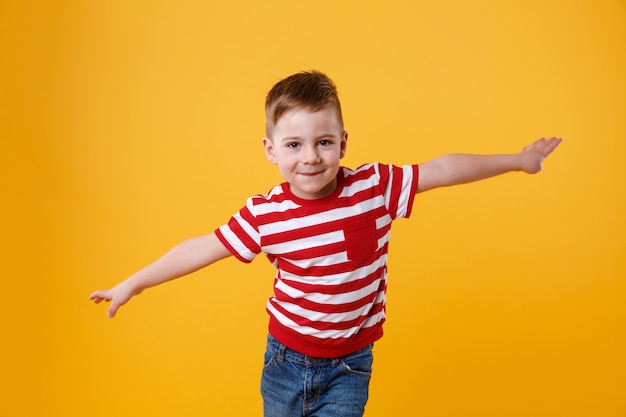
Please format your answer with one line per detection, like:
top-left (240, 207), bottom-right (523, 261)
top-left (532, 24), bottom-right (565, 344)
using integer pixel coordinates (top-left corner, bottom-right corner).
top-left (340, 131), bottom-right (348, 159)
top-left (262, 137), bottom-right (278, 164)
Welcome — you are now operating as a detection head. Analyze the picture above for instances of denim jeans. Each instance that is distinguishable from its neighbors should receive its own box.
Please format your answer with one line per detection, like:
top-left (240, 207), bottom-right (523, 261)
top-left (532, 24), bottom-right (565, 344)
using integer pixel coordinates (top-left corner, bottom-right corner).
top-left (261, 334), bottom-right (373, 417)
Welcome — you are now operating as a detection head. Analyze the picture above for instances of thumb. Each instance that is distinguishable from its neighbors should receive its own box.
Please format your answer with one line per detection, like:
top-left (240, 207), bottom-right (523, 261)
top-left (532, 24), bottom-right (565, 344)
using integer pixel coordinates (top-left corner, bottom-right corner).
top-left (108, 302), bottom-right (121, 318)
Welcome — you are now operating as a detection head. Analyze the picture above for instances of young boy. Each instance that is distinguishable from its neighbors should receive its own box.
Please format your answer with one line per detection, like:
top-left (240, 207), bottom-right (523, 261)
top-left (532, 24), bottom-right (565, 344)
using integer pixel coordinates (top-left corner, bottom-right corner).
top-left (90, 71), bottom-right (561, 417)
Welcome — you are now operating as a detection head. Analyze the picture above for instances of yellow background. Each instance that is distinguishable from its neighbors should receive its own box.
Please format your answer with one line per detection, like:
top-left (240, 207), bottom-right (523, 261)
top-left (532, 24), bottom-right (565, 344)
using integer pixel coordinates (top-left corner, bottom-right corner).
top-left (1, 1), bottom-right (624, 416)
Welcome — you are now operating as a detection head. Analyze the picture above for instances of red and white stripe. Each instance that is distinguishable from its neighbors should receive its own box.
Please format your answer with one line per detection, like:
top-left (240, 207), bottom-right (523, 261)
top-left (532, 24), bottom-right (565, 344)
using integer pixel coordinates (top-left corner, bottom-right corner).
top-left (216, 162), bottom-right (418, 357)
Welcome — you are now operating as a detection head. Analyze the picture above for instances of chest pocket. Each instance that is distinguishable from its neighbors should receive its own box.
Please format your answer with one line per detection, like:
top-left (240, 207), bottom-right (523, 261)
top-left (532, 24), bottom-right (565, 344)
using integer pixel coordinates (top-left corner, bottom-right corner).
top-left (343, 215), bottom-right (378, 262)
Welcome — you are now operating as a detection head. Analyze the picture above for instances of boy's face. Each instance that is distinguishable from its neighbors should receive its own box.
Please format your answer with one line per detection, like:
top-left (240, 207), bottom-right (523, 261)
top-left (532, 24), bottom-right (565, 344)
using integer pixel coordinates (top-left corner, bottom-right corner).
top-left (263, 106), bottom-right (347, 200)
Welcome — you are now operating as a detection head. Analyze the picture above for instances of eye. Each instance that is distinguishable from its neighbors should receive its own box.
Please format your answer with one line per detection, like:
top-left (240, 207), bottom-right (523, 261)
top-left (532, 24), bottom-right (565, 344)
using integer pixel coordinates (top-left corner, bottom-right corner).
top-left (286, 142), bottom-right (300, 148)
top-left (318, 139), bottom-right (332, 146)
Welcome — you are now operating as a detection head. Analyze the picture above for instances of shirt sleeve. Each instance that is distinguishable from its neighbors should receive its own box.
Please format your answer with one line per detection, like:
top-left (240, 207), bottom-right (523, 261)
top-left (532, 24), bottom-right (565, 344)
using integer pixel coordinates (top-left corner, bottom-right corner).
top-left (215, 199), bottom-right (262, 263)
top-left (376, 163), bottom-right (419, 219)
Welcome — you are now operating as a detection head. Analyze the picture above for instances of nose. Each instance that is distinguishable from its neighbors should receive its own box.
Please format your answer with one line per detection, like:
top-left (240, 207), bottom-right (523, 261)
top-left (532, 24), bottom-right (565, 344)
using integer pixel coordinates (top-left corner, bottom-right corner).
top-left (302, 144), bottom-right (321, 164)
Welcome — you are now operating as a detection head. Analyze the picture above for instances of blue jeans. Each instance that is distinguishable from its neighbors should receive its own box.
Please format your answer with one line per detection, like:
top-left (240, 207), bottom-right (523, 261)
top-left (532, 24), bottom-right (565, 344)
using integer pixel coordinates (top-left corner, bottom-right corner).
top-left (261, 334), bottom-right (373, 417)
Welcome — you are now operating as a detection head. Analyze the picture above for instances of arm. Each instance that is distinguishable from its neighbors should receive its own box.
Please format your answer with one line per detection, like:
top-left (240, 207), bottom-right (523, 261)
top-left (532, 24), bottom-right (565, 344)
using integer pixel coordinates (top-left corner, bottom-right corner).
top-left (417, 137), bottom-right (562, 193)
top-left (89, 232), bottom-right (232, 318)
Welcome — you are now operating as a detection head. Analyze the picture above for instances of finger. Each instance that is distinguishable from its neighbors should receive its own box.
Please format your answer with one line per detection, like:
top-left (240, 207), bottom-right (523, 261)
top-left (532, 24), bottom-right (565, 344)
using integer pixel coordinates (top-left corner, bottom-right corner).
top-left (89, 291), bottom-right (109, 303)
top-left (541, 137), bottom-right (563, 156)
top-left (89, 290), bottom-right (105, 300)
top-left (546, 138), bottom-right (563, 155)
top-left (108, 302), bottom-right (121, 318)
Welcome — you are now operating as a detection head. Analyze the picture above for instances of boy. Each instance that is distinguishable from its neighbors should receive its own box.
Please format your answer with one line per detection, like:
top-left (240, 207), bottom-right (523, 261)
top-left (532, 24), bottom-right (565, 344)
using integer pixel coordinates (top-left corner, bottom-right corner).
top-left (90, 71), bottom-right (562, 417)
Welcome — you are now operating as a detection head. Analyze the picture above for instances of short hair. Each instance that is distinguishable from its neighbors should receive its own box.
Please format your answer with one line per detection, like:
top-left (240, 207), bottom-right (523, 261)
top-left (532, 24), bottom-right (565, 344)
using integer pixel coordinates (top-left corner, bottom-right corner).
top-left (265, 71), bottom-right (344, 137)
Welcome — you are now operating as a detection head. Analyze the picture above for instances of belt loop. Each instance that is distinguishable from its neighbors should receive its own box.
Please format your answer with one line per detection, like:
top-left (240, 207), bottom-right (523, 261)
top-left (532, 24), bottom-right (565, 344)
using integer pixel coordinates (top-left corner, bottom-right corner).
top-left (276, 343), bottom-right (286, 363)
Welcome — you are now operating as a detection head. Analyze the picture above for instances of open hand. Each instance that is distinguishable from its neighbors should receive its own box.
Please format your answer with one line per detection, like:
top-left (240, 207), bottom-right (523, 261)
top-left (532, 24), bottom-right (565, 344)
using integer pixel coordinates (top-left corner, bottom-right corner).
top-left (89, 281), bottom-right (138, 318)
top-left (520, 137), bottom-right (563, 174)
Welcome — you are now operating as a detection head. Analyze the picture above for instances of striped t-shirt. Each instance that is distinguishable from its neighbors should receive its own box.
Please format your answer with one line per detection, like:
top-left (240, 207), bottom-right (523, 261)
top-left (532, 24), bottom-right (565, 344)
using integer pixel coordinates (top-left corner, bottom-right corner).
top-left (215, 162), bottom-right (419, 358)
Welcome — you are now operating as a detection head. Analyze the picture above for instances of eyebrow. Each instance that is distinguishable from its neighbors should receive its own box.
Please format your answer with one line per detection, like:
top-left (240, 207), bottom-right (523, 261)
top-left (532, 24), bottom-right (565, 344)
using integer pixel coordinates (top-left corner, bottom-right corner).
top-left (279, 133), bottom-right (337, 143)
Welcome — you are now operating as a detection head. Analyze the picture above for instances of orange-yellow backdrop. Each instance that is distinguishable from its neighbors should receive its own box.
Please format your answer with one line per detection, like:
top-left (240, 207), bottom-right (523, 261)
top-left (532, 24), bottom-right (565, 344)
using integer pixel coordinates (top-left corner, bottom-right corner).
top-left (1, 1), bottom-right (624, 416)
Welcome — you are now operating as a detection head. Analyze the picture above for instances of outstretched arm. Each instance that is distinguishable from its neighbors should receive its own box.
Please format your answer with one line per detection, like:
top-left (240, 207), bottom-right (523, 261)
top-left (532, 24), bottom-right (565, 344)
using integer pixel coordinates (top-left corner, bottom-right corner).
top-left (417, 137), bottom-right (562, 193)
top-left (89, 232), bottom-right (232, 318)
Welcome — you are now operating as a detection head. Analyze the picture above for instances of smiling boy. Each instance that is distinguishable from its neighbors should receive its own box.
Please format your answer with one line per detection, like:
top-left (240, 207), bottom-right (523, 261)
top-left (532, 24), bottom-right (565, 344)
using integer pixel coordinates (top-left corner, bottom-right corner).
top-left (90, 71), bottom-right (561, 417)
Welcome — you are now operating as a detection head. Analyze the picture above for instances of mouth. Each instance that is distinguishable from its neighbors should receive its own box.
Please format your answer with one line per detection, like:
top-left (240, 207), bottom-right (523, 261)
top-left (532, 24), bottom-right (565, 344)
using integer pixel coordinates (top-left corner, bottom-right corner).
top-left (298, 171), bottom-right (323, 177)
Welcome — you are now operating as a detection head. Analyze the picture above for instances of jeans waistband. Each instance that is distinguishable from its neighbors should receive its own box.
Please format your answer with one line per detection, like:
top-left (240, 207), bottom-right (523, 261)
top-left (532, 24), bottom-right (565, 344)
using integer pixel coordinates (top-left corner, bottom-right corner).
top-left (266, 333), bottom-right (373, 366)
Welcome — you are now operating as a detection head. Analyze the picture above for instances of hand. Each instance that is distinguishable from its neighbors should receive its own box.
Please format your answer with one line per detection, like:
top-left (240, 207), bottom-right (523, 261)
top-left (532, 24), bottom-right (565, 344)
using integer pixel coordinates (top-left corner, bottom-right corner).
top-left (519, 137), bottom-right (563, 174)
top-left (89, 281), bottom-right (140, 318)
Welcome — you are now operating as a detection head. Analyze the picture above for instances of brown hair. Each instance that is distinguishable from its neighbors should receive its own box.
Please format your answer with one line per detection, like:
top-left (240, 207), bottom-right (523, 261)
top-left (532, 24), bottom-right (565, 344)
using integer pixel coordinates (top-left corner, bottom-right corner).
top-left (265, 71), bottom-right (344, 137)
